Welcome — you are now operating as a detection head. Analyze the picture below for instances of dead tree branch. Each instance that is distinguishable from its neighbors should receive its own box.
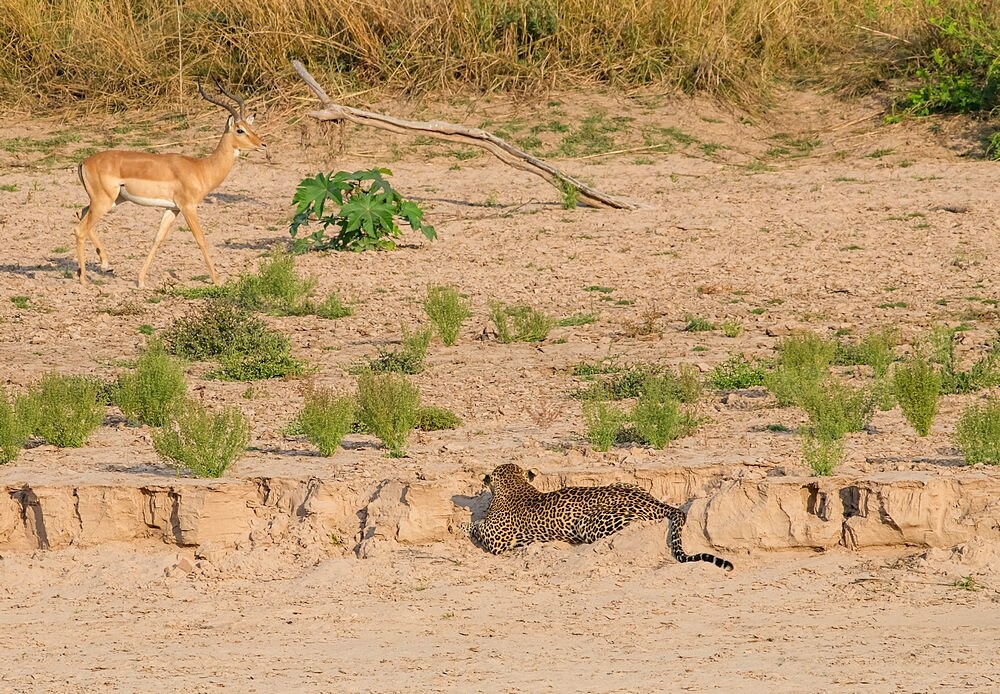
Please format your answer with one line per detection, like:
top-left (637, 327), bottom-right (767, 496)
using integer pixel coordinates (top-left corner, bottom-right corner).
top-left (291, 61), bottom-right (641, 210)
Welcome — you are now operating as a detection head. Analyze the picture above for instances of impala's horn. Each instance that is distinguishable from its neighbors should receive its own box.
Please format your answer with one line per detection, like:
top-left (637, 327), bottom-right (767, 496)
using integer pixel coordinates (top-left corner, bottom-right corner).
top-left (213, 77), bottom-right (246, 120)
top-left (197, 80), bottom-right (241, 123)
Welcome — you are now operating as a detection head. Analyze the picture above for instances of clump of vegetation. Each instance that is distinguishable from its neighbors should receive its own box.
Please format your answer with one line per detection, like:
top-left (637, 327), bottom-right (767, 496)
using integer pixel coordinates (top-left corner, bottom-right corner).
top-left (365, 327), bottom-right (432, 375)
top-left (152, 400), bottom-right (250, 478)
top-left (415, 405), bottom-right (462, 431)
top-left (797, 379), bottom-right (875, 440)
top-left (921, 326), bottom-right (1000, 395)
top-left (18, 373), bottom-right (105, 448)
top-left (954, 399), bottom-right (1000, 465)
top-left (296, 389), bottom-right (356, 456)
top-left (630, 380), bottom-right (700, 449)
top-left (163, 301), bottom-right (304, 381)
top-left (424, 286), bottom-right (472, 346)
top-left (834, 327), bottom-right (899, 377)
top-left (709, 354), bottom-right (767, 390)
top-left (357, 372), bottom-right (421, 456)
top-left (765, 331), bottom-right (837, 406)
top-left (892, 356), bottom-right (941, 436)
top-left (801, 430), bottom-right (844, 476)
top-left (683, 315), bottom-right (715, 332)
top-left (170, 250), bottom-right (353, 320)
top-left (583, 400), bottom-right (627, 451)
top-left (112, 340), bottom-right (187, 426)
top-left (575, 362), bottom-right (700, 403)
top-left (489, 301), bottom-right (554, 343)
top-left (290, 168), bottom-right (436, 251)
top-left (0, 388), bottom-right (30, 464)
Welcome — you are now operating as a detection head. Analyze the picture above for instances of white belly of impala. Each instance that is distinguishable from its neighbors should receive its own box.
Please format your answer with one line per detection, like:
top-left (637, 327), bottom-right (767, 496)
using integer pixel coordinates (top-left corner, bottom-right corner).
top-left (118, 186), bottom-right (177, 209)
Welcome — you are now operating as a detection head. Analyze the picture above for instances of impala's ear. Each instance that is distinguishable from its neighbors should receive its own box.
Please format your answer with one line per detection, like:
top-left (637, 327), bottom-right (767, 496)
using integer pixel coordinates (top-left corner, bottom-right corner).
top-left (526, 468), bottom-right (539, 482)
top-left (226, 115), bottom-right (235, 130)
top-left (245, 113), bottom-right (255, 125)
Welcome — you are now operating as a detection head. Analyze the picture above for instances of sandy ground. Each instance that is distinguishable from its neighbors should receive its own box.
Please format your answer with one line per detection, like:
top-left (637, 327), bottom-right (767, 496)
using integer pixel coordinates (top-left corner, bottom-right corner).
top-left (1, 89), bottom-right (1000, 691)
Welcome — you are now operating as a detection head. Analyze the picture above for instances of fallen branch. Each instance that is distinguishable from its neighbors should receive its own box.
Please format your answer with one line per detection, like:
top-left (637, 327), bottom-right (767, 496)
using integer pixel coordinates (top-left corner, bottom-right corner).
top-left (291, 61), bottom-right (641, 210)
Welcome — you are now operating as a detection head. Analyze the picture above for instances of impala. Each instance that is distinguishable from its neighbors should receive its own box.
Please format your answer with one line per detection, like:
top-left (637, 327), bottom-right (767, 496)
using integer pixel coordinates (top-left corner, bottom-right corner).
top-left (73, 79), bottom-right (266, 288)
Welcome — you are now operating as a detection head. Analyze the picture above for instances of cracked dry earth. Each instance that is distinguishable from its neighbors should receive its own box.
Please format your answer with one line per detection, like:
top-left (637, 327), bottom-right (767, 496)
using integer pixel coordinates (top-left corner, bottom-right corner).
top-left (1, 89), bottom-right (1000, 692)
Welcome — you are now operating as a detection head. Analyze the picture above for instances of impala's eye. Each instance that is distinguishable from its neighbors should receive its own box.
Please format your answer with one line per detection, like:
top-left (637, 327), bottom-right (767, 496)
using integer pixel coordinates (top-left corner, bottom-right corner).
top-left (236, 128), bottom-right (245, 134)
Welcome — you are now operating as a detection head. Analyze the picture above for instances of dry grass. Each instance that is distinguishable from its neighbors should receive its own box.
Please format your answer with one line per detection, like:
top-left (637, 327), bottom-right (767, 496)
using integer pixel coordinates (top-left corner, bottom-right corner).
top-left (1, 0), bottom-right (992, 111)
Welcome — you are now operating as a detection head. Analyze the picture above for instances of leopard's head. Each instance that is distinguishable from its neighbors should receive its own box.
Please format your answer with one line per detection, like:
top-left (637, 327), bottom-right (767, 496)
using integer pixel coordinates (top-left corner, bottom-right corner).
top-left (483, 464), bottom-right (540, 506)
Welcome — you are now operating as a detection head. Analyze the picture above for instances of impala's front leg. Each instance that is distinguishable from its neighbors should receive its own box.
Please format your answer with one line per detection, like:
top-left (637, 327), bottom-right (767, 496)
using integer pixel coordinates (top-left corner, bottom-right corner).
top-left (138, 208), bottom-right (178, 289)
top-left (181, 205), bottom-right (221, 286)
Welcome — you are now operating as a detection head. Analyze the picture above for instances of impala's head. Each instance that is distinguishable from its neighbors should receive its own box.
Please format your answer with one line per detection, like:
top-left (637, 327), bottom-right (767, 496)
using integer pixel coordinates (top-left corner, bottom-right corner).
top-left (199, 79), bottom-right (266, 156)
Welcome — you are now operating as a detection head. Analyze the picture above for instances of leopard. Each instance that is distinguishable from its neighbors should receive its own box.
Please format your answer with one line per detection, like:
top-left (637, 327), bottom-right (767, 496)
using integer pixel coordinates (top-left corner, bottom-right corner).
top-left (463, 463), bottom-right (733, 571)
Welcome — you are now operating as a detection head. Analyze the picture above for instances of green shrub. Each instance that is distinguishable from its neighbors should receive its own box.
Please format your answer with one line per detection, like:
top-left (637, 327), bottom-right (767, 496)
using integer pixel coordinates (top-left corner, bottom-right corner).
top-left (152, 400), bottom-right (250, 477)
top-left (893, 357), bottom-right (941, 436)
top-left (683, 315), bottom-right (715, 332)
top-left (834, 328), bottom-right (899, 377)
top-left (954, 399), bottom-right (1000, 465)
top-left (20, 373), bottom-right (105, 448)
top-left (366, 327), bottom-right (432, 374)
top-left (424, 286), bottom-right (472, 346)
top-left (583, 400), bottom-right (627, 451)
top-left (489, 301), bottom-right (553, 343)
top-left (0, 388), bottom-right (29, 464)
top-left (236, 249), bottom-right (316, 315)
top-left (765, 332), bottom-right (836, 406)
top-left (297, 389), bottom-right (355, 456)
top-left (357, 372), bottom-right (421, 456)
top-left (112, 340), bottom-right (187, 426)
top-left (164, 300), bottom-right (304, 380)
top-left (801, 429), bottom-right (844, 476)
top-left (576, 363), bottom-right (700, 403)
top-left (710, 354), bottom-right (767, 390)
top-left (313, 292), bottom-right (353, 319)
top-left (290, 168), bottom-right (436, 251)
top-left (415, 405), bottom-right (462, 431)
top-left (797, 379), bottom-right (875, 440)
top-left (629, 379), bottom-right (700, 449)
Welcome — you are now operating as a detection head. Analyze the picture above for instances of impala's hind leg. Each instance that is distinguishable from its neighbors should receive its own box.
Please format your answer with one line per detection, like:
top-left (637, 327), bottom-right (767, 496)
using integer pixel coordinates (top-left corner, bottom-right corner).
top-left (74, 199), bottom-right (113, 284)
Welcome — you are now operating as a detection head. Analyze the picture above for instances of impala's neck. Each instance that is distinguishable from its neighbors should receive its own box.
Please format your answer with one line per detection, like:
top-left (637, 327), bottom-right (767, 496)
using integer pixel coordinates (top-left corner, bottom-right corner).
top-left (200, 130), bottom-right (239, 191)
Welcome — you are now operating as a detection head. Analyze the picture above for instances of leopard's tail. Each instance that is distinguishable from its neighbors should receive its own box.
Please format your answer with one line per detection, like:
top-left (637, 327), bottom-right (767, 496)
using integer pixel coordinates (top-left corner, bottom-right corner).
top-left (666, 510), bottom-right (734, 571)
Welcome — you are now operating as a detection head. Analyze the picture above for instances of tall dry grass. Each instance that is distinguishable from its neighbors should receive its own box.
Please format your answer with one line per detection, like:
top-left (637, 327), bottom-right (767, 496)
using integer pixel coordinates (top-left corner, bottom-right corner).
top-left (0, 0), bottom-right (993, 110)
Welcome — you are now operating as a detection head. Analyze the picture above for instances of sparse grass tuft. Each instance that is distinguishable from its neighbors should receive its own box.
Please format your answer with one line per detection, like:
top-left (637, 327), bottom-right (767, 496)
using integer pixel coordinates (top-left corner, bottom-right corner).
top-left (834, 328), bottom-right (899, 377)
top-left (683, 315), bottom-right (715, 332)
top-left (424, 286), bottom-right (471, 346)
top-left (801, 430), bottom-right (844, 476)
top-left (954, 399), bottom-right (1000, 465)
top-left (152, 400), bottom-right (249, 477)
top-left (296, 389), bottom-right (355, 456)
top-left (112, 340), bottom-right (187, 426)
top-left (489, 301), bottom-right (554, 343)
top-left (366, 327), bottom-right (432, 375)
top-left (357, 372), bottom-right (420, 456)
top-left (583, 400), bottom-right (627, 451)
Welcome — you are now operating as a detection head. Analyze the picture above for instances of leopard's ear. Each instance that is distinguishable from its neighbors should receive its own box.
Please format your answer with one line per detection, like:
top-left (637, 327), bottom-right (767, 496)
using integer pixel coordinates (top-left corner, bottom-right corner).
top-left (482, 473), bottom-right (492, 485)
top-left (526, 468), bottom-right (539, 482)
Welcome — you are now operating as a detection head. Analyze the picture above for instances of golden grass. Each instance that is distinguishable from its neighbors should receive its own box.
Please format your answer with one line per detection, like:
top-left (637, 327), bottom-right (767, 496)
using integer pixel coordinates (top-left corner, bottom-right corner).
top-left (0, 0), bottom-right (993, 110)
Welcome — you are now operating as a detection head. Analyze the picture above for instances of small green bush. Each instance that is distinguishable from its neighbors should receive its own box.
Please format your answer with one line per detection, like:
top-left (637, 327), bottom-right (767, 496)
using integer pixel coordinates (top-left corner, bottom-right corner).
top-left (801, 429), bottom-right (844, 476)
top-left (112, 340), bottom-right (187, 426)
top-left (710, 354), bottom-right (767, 390)
top-left (236, 250), bottom-right (316, 315)
top-left (683, 315), bottom-right (715, 332)
top-left (629, 379), bottom-right (700, 449)
top-left (765, 332), bottom-right (837, 406)
top-left (424, 286), bottom-right (472, 346)
top-left (20, 373), bottom-right (105, 448)
top-left (0, 388), bottom-right (29, 464)
top-left (415, 405), bottom-right (462, 431)
top-left (893, 357), bottom-right (941, 436)
top-left (489, 301), bottom-right (553, 343)
top-left (576, 363), bottom-right (700, 403)
top-left (297, 389), bottom-right (355, 456)
top-left (357, 372), bottom-right (420, 456)
top-left (583, 400), bottom-right (627, 451)
top-left (834, 328), bottom-right (899, 377)
top-left (798, 379), bottom-right (875, 440)
top-left (152, 400), bottom-right (250, 477)
top-left (313, 292), bottom-right (353, 319)
top-left (164, 301), bottom-right (304, 380)
top-left (954, 399), bottom-right (1000, 465)
top-left (366, 327), bottom-right (432, 375)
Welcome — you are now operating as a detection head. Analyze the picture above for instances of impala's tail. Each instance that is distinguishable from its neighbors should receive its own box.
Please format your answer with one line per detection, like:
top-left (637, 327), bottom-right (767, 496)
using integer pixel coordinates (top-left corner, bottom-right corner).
top-left (666, 511), bottom-right (734, 571)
